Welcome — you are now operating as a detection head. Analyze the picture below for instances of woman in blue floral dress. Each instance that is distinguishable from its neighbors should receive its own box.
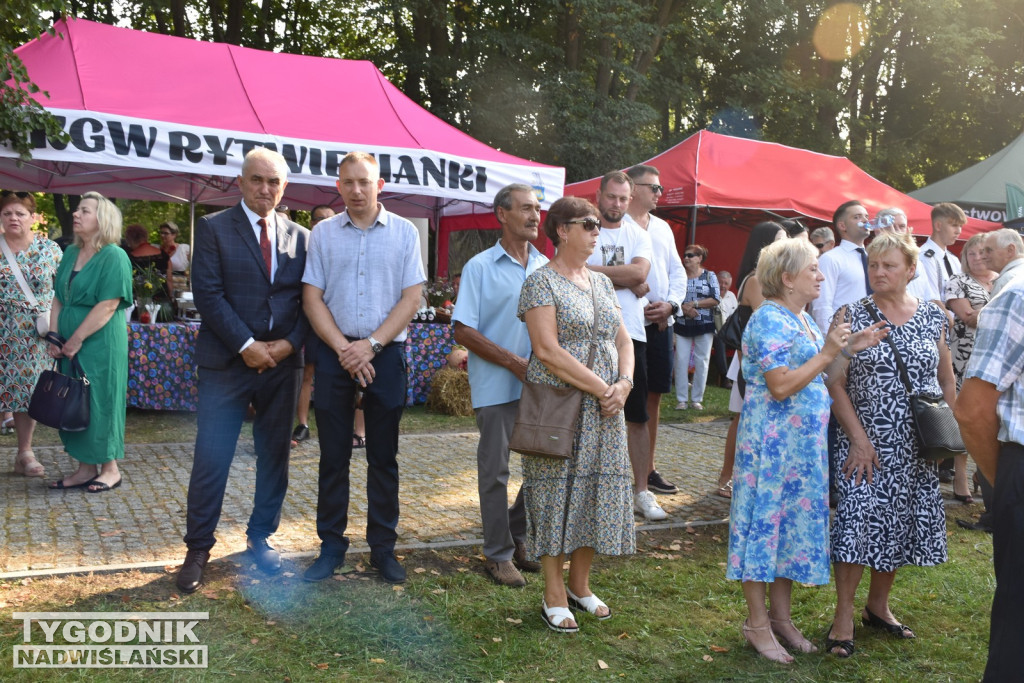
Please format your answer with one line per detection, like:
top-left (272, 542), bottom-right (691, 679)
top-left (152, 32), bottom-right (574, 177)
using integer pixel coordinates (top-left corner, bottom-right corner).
top-left (727, 238), bottom-right (886, 663)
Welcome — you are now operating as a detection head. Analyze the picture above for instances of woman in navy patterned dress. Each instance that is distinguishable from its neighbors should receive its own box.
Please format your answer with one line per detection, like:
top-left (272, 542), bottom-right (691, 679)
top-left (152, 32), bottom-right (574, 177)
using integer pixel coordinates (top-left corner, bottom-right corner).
top-left (728, 238), bottom-right (886, 663)
top-left (826, 231), bottom-right (956, 657)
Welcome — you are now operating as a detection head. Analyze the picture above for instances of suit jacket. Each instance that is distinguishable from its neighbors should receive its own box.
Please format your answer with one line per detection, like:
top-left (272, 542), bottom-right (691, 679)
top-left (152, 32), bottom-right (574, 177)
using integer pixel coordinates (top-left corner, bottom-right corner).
top-left (192, 203), bottom-right (310, 370)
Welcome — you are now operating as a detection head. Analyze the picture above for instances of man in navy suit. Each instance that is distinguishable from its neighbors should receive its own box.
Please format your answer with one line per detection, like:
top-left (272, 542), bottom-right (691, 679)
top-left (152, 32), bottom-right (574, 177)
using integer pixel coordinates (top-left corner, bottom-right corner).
top-left (176, 147), bottom-right (310, 594)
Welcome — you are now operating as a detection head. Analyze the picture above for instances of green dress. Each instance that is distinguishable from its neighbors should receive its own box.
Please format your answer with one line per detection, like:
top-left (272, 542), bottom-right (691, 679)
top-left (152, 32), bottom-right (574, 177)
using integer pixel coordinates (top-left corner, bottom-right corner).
top-left (54, 244), bottom-right (133, 464)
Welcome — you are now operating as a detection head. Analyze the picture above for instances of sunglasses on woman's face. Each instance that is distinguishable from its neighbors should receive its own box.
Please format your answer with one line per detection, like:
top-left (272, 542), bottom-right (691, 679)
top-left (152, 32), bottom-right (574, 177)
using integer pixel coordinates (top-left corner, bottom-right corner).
top-left (566, 217), bottom-right (601, 232)
top-left (684, 252), bottom-right (700, 258)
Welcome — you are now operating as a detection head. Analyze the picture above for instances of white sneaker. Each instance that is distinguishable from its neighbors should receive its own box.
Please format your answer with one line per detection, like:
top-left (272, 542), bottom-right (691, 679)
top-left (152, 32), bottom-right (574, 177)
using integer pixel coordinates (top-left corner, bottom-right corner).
top-left (634, 490), bottom-right (668, 521)
top-left (674, 401), bottom-right (688, 410)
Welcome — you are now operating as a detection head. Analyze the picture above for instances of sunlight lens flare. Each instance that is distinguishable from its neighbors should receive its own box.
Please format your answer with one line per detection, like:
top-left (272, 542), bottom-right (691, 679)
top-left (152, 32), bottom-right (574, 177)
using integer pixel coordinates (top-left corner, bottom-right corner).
top-left (813, 3), bottom-right (868, 62)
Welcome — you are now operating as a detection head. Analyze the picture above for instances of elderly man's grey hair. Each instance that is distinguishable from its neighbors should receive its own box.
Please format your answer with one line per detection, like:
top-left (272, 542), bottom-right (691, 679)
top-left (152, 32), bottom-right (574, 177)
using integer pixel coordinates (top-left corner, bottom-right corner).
top-left (492, 183), bottom-right (535, 221)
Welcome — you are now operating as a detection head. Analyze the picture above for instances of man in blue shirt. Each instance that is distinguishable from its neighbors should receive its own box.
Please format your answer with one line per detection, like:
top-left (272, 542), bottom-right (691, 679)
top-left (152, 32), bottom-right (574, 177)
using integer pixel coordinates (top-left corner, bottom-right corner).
top-left (301, 152), bottom-right (426, 584)
top-left (956, 277), bottom-right (1024, 681)
top-left (452, 183), bottom-right (548, 587)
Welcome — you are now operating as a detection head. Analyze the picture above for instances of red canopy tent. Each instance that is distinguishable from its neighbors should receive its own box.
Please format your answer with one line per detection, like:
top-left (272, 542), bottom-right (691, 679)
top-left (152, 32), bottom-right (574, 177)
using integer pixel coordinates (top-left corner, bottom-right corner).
top-left (565, 130), bottom-right (999, 278)
top-left (0, 18), bottom-right (564, 260)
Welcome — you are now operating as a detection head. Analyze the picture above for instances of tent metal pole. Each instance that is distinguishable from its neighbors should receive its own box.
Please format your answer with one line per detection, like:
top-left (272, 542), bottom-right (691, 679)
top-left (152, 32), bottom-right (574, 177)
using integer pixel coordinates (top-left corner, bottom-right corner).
top-left (689, 206), bottom-right (698, 244)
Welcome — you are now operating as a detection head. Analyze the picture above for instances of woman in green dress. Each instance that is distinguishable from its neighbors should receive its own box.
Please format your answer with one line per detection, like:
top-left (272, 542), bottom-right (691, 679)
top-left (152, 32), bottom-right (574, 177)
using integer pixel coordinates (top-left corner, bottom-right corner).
top-left (47, 191), bottom-right (133, 492)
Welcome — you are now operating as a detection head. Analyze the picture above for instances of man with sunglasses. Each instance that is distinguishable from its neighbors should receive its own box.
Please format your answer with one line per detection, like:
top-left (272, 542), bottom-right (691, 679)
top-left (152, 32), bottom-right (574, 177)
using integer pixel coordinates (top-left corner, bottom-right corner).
top-left (587, 171), bottom-right (666, 521)
top-left (626, 164), bottom-right (686, 497)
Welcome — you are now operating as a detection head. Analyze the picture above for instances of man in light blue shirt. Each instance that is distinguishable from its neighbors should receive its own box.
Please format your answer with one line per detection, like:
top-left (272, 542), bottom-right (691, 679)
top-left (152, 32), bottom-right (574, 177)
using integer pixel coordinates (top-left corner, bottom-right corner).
top-left (452, 183), bottom-right (548, 587)
top-left (302, 152), bottom-right (426, 585)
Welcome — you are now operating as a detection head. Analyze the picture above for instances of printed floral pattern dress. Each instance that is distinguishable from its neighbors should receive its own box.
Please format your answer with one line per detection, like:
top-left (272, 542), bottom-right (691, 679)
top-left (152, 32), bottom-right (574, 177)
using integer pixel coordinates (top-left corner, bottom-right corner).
top-left (830, 299), bottom-right (948, 571)
top-left (516, 267), bottom-right (635, 560)
top-left (0, 237), bottom-right (62, 412)
top-left (943, 272), bottom-right (990, 389)
top-left (727, 301), bottom-right (831, 585)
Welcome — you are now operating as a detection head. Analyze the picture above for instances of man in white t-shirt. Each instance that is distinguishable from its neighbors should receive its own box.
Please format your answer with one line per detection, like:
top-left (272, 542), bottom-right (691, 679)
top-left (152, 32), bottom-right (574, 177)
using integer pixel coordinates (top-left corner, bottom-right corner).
top-left (626, 164), bottom-right (687, 497)
top-left (586, 171), bottom-right (665, 521)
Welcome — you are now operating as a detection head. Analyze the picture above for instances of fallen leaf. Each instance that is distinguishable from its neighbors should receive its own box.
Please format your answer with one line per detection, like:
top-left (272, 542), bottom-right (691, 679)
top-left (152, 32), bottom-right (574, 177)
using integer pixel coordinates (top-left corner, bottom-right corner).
top-left (202, 591), bottom-right (219, 599)
top-left (120, 595), bottom-right (131, 603)
top-left (332, 574), bottom-right (347, 581)
top-left (314, 663), bottom-right (329, 669)
top-left (597, 660), bottom-right (609, 670)
top-left (266, 621), bottom-right (276, 626)
top-left (414, 567), bottom-right (427, 574)
top-left (492, 637), bottom-right (502, 642)
top-left (423, 615), bottom-right (434, 621)
top-left (250, 638), bottom-right (259, 644)
top-left (709, 645), bottom-right (729, 653)
top-left (506, 618), bottom-right (523, 625)
top-left (480, 647), bottom-right (489, 656)
top-left (392, 585), bottom-right (405, 592)
top-left (686, 526), bottom-right (697, 534)
top-left (430, 570), bottom-right (441, 576)
top-left (702, 655), bottom-right (713, 662)
top-left (617, 632), bottom-right (630, 639)
top-left (355, 563), bottom-right (366, 572)
top-left (431, 589), bottom-right (446, 594)
top-left (456, 568), bottom-right (469, 573)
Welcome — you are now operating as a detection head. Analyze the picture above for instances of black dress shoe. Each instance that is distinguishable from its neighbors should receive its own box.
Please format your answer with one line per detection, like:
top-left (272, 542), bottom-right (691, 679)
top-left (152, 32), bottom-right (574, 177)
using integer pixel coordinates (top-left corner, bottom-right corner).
top-left (370, 552), bottom-right (406, 584)
top-left (246, 537), bottom-right (282, 575)
top-left (176, 549), bottom-right (211, 594)
top-left (303, 553), bottom-right (346, 582)
top-left (291, 424), bottom-right (311, 442)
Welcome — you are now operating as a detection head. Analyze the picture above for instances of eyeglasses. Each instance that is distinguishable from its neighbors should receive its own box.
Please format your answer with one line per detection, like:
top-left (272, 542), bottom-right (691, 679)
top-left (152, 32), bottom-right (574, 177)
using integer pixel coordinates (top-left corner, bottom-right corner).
top-left (812, 242), bottom-right (825, 250)
top-left (635, 183), bottom-right (664, 194)
top-left (159, 231), bottom-right (174, 236)
top-left (683, 252), bottom-right (700, 258)
top-left (565, 217), bottom-right (601, 231)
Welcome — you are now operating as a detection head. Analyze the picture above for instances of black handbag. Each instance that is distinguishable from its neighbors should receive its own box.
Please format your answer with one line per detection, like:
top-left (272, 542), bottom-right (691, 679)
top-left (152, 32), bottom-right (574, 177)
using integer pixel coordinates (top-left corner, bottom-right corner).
top-left (720, 274), bottom-right (753, 352)
top-left (863, 299), bottom-right (965, 461)
top-left (28, 337), bottom-right (91, 432)
top-left (509, 279), bottom-right (599, 459)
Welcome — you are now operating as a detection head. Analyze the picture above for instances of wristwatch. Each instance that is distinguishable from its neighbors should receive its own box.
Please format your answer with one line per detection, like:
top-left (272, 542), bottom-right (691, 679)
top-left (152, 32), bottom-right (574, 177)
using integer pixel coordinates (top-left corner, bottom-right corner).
top-left (669, 301), bottom-right (681, 316)
top-left (367, 336), bottom-right (384, 355)
top-left (617, 375), bottom-right (634, 389)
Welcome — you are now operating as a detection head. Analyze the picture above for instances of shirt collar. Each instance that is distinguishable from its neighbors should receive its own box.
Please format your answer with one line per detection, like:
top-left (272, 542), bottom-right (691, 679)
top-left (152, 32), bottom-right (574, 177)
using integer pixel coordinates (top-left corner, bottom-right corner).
top-left (240, 202), bottom-right (276, 230)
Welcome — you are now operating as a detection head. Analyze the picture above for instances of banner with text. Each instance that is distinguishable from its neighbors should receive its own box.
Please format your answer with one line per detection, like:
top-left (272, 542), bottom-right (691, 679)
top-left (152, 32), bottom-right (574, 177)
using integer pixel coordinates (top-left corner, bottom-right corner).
top-left (0, 109), bottom-right (564, 208)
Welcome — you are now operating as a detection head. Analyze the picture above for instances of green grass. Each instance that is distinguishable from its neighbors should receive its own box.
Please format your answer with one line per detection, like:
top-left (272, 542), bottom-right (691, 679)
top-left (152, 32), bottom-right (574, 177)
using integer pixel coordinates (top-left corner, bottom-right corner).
top-left (0, 518), bottom-right (993, 681)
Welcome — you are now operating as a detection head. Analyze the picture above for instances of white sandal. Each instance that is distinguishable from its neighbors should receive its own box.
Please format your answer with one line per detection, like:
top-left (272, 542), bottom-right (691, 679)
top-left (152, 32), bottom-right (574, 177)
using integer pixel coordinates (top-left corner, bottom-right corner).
top-left (567, 588), bottom-right (612, 620)
top-left (541, 599), bottom-right (578, 633)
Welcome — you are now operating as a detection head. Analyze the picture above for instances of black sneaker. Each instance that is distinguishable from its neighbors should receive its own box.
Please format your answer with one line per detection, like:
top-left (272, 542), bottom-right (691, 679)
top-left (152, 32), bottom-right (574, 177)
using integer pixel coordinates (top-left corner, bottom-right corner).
top-left (648, 470), bottom-right (678, 495)
top-left (292, 424), bottom-right (311, 442)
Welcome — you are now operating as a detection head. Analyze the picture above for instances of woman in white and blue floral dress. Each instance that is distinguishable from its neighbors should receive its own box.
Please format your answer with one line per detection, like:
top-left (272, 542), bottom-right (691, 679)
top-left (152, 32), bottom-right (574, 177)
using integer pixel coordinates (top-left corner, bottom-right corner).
top-left (727, 238), bottom-right (886, 664)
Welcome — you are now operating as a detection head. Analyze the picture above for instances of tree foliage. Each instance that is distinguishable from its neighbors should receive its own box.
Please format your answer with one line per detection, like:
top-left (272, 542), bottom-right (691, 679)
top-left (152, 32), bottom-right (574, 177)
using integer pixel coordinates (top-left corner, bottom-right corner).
top-left (4, 0), bottom-right (1024, 190)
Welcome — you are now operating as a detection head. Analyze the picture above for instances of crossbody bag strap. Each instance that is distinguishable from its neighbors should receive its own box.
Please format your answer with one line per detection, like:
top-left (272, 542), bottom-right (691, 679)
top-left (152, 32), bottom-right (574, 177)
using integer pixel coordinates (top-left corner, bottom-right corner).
top-left (862, 297), bottom-right (914, 396)
top-left (585, 276), bottom-right (599, 370)
top-left (0, 236), bottom-right (39, 308)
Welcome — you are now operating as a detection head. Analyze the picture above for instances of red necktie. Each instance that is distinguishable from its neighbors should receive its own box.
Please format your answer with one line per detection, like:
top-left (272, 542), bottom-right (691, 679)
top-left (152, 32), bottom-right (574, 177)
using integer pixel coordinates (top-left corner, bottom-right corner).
top-left (257, 218), bottom-right (272, 277)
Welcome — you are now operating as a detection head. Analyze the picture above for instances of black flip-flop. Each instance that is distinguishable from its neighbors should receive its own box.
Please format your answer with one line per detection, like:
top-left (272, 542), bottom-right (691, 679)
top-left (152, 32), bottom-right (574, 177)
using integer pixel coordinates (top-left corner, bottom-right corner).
top-left (48, 476), bottom-right (98, 490)
top-left (87, 478), bottom-right (122, 493)
top-left (352, 435), bottom-right (365, 449)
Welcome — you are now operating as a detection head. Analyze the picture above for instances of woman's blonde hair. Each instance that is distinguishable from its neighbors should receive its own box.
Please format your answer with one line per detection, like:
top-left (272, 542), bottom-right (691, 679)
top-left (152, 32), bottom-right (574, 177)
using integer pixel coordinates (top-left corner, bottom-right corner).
top-left (74, 191), bottom-right (123, 250)
top-left (865, 230), bottom-right (918, 268)
top-left (960, 233), bottom-right (988, 274)
top-left (757, 238), bottom-right (818, 298)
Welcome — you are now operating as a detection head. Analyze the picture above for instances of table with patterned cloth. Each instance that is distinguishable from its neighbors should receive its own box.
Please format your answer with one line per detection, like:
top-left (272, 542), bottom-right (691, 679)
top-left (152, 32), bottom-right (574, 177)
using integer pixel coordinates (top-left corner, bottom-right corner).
top-left (403, 322), bottom-right (455, 405)
top-left (125, 321), bottom-right (453, 411)
top-left (127, 322), bottom-right (200, 411)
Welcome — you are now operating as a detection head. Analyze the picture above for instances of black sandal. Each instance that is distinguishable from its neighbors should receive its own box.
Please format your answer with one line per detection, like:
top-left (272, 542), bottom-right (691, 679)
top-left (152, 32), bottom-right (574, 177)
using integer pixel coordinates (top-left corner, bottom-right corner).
top-left (352, 435), bottom-right (365, 449)
top-left (862, 606), bottom-right (915, 639)
top-left (825, 621), bottom-right (855, 658)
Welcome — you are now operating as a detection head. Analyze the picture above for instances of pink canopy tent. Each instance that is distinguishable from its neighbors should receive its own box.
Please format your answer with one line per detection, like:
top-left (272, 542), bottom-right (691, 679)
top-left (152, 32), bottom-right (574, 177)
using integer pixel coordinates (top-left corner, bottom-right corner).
top-left (565, 131), bottom-right (999, 277)
top-left (0, 18), bottom-right (564, 223)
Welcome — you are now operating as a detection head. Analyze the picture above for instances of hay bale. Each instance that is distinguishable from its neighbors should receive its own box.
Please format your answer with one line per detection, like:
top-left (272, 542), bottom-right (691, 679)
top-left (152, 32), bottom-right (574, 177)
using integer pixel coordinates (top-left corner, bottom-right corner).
top-left (426, 366), bottom-right (474, 416)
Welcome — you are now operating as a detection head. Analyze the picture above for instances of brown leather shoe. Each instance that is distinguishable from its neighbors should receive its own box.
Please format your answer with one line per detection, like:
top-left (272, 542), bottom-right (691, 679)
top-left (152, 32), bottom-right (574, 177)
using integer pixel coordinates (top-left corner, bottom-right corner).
top-left (485, 559), bottom-right (526, 587)
top-left (176, 549), bottom-right (211, 594)
top-left (513, 542), bottom-right (541, 573)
